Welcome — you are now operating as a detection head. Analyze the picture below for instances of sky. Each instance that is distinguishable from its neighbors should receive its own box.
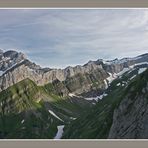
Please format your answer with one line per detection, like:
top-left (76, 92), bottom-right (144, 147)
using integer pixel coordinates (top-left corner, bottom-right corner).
top-left (0, 9), bottom-right (148, 68)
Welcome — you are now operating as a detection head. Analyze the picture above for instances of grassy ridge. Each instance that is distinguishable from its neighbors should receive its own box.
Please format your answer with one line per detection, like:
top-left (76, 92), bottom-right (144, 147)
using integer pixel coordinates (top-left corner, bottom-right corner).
top-left (0, 78), bottom-right (93, 138)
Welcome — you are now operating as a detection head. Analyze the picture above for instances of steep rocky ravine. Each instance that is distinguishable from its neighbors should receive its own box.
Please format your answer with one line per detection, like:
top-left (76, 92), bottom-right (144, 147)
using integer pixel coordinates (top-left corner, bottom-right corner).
top-left (108, 70), bottom-right (148, 138)
top-left (62, 69), bottom-right (148, 139)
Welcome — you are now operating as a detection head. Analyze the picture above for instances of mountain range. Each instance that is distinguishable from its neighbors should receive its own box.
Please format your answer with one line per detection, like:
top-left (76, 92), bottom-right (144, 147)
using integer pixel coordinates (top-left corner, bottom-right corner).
top-left (0, 49), bottom-right (147, 139)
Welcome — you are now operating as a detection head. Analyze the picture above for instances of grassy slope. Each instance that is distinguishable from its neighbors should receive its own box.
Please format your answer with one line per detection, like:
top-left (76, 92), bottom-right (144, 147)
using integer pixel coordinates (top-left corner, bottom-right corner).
top-left (0, 78), bottom-right (93, 138)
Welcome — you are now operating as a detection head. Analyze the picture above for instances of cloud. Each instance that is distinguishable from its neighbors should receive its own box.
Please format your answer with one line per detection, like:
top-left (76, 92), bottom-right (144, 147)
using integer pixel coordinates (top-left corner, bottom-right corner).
top-left (0, 9), bottom-right (147, 68)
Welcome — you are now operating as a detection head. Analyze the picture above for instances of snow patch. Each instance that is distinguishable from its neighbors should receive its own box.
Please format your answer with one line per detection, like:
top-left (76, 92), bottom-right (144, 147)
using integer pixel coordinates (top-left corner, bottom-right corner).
top-left (48, 110), bottom-right (63, 122)
top-left (138, 68), bottom-right (147, 74)
top-left (98, 93), bottom-right (108, 100)
top-left (0, 59), bottom-right (25, 76)
top-left (116, 83), bottom-right (121, 86)
top-left (130, 75), bottom-right (136, 80)
top-left (69, 93), bottom-right (82, 98)
top-left (85, 93), bottom-right (108, 102)
top-left (116, 68), bottom-right (129, 76)
top-left (21, 119), bottom-right (25, 124)
top-left (84, 96), bottom-right (99, 101)
top-left (134, 62), bottom-right (148, 66)
top-left (104, 79), bottom-right (108, 89)
top-left (54, 125), bottom-right (64, 139)
top-left (106, 73), bottom-right (117, 84)
top-left (70, 117), bottom-right (76, 120)
top-left (106, 67), bottom-right (132, 84)
top-left (129, 62), bottom-right (148, 69)
top-left (69, 93), bottom-right (76, 97)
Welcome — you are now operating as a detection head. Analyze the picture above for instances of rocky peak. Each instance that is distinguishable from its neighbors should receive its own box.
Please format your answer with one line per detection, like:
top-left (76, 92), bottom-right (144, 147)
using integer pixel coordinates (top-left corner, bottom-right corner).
top-left (0, 49), bottom-right (26, 72)
top-left (4, 50), bottom-right (18, 58)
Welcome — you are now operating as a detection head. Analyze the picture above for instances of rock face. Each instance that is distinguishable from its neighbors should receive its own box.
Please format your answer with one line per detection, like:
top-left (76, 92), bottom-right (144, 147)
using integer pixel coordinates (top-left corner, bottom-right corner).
top-left (108, 70), bottom-right (148, 139)
top-left (0, 49), bottom-right (147, 96)
top-left (0, 50), bottom-right (109, 95)
top-left (0, 59), bottom-right (108, 95)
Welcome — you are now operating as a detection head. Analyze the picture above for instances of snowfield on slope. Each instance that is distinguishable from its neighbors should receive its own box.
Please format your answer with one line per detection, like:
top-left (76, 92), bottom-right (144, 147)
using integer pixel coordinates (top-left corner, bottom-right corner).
top-left (54, 125), bottom-right (65, 139)
top-left (84, 96), bottom-right (99, 101)
top-left (0, 59), bottom-right (25, 76)
top-left (138, 68), bottom-right (147, 74)
top-left (84, 93), bottom-right (108, 102)
top-left (48, 110), bottom-right (64, 122)
top-left (106, 72), bottom-right (117, 83)
top-left (130, 75), bottom-right (136, 80)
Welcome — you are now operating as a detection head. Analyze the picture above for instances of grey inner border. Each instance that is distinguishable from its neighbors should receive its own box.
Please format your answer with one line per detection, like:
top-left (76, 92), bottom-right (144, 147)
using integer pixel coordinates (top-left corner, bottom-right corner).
top-left (0, 0), bottom-right (148, 7)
